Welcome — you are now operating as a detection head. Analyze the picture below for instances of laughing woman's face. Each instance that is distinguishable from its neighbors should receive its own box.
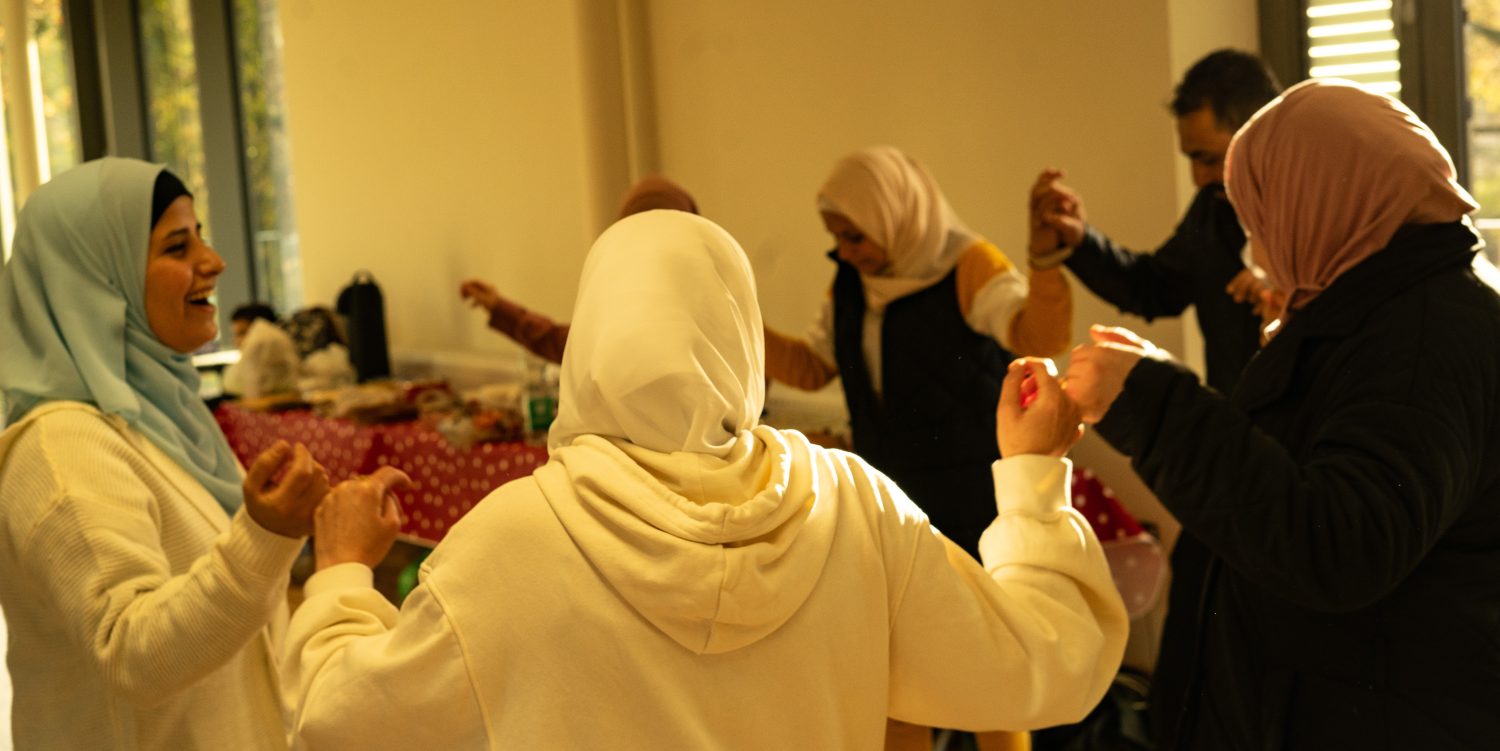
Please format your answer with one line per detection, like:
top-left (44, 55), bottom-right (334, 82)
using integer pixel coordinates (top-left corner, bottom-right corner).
top-left (145, 195), bottom-right (227, 353)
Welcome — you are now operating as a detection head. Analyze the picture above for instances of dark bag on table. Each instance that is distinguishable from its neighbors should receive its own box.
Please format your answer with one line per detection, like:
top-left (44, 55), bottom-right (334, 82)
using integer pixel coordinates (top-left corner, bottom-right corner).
top-left (335, 270), bottom-right (391, 382)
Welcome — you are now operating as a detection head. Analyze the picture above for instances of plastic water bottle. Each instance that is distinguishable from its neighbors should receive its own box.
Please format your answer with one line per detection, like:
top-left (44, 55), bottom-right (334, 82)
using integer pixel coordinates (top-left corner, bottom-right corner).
top-left (522, 356), bottom-right (559, 446)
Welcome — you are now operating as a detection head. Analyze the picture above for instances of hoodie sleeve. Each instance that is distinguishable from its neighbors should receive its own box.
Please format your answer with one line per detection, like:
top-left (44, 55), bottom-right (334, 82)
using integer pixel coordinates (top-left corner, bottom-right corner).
top-left (282, 563), bottom-right (489, 750)
top-left (0, 412), bottom-right (304, 708)
top-left (885, 456), bottom-right (1128, 731)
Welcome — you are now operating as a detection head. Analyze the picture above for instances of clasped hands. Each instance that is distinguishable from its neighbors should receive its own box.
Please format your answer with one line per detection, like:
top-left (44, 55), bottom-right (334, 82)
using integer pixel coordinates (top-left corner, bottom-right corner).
top-left (242, 440), bottom-right (412, 571)
top-left (999, 325), bottom-right (1165, 457)
top-left (1027, 168), bottom-right (1086, 269)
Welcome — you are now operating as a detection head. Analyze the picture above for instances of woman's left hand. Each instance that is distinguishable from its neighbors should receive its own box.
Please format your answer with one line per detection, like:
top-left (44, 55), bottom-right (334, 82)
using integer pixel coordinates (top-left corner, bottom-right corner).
top-left (243, 441), bottom-right (330, 538)
top-left (1064, 325), bottom-right (1164, 424)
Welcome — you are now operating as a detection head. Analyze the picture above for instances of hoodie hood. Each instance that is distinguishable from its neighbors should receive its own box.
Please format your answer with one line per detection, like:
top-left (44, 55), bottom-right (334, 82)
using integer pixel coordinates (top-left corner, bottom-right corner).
top-left (535, 426), bottom-right (835, 654)
top-left (535, 210), bottom-right (834, 653)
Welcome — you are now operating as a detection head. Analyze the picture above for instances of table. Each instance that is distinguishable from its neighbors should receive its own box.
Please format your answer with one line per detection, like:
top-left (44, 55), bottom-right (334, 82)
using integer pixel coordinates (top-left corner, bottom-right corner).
top-left (215, 404), bottom-right (1161, 614)
top-left (215, 404), bottom-right (548, 545)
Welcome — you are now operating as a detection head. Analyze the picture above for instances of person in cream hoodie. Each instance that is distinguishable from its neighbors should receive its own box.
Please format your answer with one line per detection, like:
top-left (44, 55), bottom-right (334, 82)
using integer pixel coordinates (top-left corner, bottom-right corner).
top-left (285, 210), bottom-right (1128, 749)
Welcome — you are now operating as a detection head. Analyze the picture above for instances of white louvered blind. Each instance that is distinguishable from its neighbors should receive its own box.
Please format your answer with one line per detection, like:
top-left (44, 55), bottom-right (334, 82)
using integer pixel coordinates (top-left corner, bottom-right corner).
top-left (1306, 0), bottom-right (1403, 95)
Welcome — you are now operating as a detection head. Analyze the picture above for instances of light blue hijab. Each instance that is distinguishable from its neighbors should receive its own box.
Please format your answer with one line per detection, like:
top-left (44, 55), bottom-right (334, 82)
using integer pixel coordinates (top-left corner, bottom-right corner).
top-left (0, 157), bottom-right (243, 515)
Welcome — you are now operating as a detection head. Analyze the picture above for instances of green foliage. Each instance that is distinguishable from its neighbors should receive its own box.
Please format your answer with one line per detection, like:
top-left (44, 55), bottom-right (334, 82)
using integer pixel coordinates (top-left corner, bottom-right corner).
top-left (1470, 0), bottom-right (1500, 214)
top-left (139, 0), bottom-right (211, 232)
top-left (31, 0), bottom-right (78, 174)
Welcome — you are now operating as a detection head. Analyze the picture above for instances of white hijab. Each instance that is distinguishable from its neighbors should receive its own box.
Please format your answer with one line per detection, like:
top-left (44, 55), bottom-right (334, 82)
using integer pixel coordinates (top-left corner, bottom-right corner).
top-left (547, 210), bottom-right (765, 458)
top-left (818, 146), bottom-right (981, 310)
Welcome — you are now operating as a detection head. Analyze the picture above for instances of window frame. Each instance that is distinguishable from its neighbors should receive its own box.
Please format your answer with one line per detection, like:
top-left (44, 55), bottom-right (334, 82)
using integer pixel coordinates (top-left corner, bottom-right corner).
top-left (66, 0), bottom-right (259, 344)
top-left (1259, 0), bottom-right (1469, 182)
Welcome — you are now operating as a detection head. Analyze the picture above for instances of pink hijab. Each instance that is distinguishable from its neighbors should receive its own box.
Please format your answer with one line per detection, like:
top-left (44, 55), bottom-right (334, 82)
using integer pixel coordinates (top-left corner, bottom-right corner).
top-left (1226, 79), bottom-right (1478, 313)
top-left (617, 175), bottom-right (699, 219)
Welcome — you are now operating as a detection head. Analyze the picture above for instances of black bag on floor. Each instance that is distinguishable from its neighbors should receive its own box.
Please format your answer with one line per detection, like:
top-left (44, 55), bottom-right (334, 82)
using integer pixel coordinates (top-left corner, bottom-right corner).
top-left (1032, 668), bottom-right (1154, 751)
top-left (335, 270), bottom-right (391, 382)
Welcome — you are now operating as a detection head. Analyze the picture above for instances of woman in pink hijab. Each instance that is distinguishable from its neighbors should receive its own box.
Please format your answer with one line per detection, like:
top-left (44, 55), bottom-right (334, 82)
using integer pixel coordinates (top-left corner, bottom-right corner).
top-left (1061, 79), bottom-right (1500, 749)
top-left (458, 175), bottom-right (699, 363)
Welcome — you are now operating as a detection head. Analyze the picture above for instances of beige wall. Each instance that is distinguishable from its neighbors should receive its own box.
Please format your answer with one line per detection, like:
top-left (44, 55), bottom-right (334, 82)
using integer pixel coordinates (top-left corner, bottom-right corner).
top-left (645, 1), bottom-right (1188, 355)
top-left (278, 1), bottom-right (1256, 361)
top-left (279, 0), bottom-right (621, 362)
top-left (279, 0), bottom-right (1258, 662)
top-left (636, 0), bottom-right (1256, 555)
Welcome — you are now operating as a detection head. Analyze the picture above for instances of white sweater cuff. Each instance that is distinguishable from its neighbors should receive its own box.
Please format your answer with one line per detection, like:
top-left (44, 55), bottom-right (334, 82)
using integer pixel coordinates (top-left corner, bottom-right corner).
top-left (991, 455), bottom-right (1072, 519)
top-left (228, 508), bottom-right (307, 579)
top-left (304, 562), bottom-right (376, 598)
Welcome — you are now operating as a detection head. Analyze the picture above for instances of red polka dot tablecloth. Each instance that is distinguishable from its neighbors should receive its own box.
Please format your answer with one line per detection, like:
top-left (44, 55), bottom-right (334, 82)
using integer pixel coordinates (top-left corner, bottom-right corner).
top-left (1071, 467), bottom-right (1166, 619)
top-left (215, 404), bottom-right (548, 545)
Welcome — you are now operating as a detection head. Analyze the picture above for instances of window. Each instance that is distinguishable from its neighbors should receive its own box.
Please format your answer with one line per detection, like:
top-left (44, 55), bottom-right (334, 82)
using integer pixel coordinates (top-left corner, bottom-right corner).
top-left (232, 0), bottom-right (301, 313)
top-left (133, 0), bottom-right (302, 339)
top-left (1465, 1), bottom-right (1500, 256)
top-left (1305, 1), bottom-right (1402, 93)
top-left (0, 0), bottom-right (82, 260)
top-left (138, 0), bottom-right (212, 237)
top-left (5, 1), bottom-right (302, 340)
top-left (1266, 0), bottom-right (1497, 261)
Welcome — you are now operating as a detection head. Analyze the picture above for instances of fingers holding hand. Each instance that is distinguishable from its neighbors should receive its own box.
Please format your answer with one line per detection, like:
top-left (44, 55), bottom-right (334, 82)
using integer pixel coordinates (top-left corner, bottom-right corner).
top-left (1038, 207), bottom-right (1085, 248)
top-left (1029, 168), bottom-right (1070, 210)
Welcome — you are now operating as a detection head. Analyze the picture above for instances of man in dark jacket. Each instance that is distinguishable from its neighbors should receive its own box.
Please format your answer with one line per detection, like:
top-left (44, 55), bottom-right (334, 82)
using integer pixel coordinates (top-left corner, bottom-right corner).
top-left (1028, 49), bottom-right (1280, 394)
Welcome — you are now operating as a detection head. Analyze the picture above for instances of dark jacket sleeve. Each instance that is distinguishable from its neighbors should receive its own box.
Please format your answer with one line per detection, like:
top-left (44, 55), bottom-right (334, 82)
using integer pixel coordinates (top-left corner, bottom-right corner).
top-left (1097, 352), bottom-right (1482, 613)
top-left (1064, 225), bottom-right (1194, 321)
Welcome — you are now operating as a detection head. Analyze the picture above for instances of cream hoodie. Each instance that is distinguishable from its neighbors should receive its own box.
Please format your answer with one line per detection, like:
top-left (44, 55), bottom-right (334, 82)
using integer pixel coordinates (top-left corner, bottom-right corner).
top-left (283, 212), bottom-right (1126, 749)
top-left (285, 428), bottom-right (1126, 750)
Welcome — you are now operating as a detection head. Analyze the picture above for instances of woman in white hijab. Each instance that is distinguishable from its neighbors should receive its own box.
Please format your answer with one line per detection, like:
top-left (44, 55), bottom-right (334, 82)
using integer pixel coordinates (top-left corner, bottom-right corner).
top-left (0, 157), bottom-right (330, 749)
top-left (286, 209), bottom-right (1125, 749)
top-left (765, 146), bottom-right (1073, 565)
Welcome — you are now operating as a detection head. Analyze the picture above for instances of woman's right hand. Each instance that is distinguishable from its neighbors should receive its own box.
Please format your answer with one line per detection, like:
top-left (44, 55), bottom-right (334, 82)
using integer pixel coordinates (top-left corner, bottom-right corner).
top-left (997, 357), bottom-right (1085, 458)
top-left (458, 278), bottom-right (503, 312)
top-left (314, 467), bottom-right (412, 571)
top-left (243, 441), bottom-right (330, 538)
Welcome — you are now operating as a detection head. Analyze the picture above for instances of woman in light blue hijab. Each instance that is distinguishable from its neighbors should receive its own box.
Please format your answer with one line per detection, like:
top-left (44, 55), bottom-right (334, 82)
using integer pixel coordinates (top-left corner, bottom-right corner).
top-left (0, 157), bottom-right (329, 749)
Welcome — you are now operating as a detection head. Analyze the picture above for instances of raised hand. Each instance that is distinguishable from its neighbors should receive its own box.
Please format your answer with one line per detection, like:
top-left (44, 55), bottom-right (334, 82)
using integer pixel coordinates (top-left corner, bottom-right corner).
top-left (243, 441), bottom-right (330, 538)
top-left (997, 357), bottom-right (1085, 458)
top-left (458, 278), bottom-right (503, 313)
top-left (313, 467), bottom-right (413, 571)
top-left (1063, 325), bottom-right (1166, 424)
top-left (1028, 169), bottom-right (1087, 266)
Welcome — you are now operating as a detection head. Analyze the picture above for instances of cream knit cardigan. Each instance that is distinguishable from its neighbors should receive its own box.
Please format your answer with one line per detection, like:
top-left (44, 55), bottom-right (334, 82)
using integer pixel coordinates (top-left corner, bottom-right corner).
top-left (0, 401), bottom-right (303, 749)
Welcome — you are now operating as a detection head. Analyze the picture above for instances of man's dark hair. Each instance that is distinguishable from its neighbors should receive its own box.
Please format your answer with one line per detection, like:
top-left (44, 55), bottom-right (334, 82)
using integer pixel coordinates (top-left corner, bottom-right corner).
top-left (1170, 49), bottom-right (1282, 131)
top-left (230, 302), bottom-right (278, 325)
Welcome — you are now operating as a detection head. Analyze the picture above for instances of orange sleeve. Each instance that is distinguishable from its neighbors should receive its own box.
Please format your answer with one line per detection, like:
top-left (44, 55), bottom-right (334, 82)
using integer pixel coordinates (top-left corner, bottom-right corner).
top-left (764, 326), bottom-right (837, 391)
top-left (954, 241), bottom-right (1073, 357)
top-left (1007, 266), bottom-right (1072, 357)
top-left (955, 242), bottom-right (1013, 316)
top-left (487, 298), bottom-right (569, 365)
